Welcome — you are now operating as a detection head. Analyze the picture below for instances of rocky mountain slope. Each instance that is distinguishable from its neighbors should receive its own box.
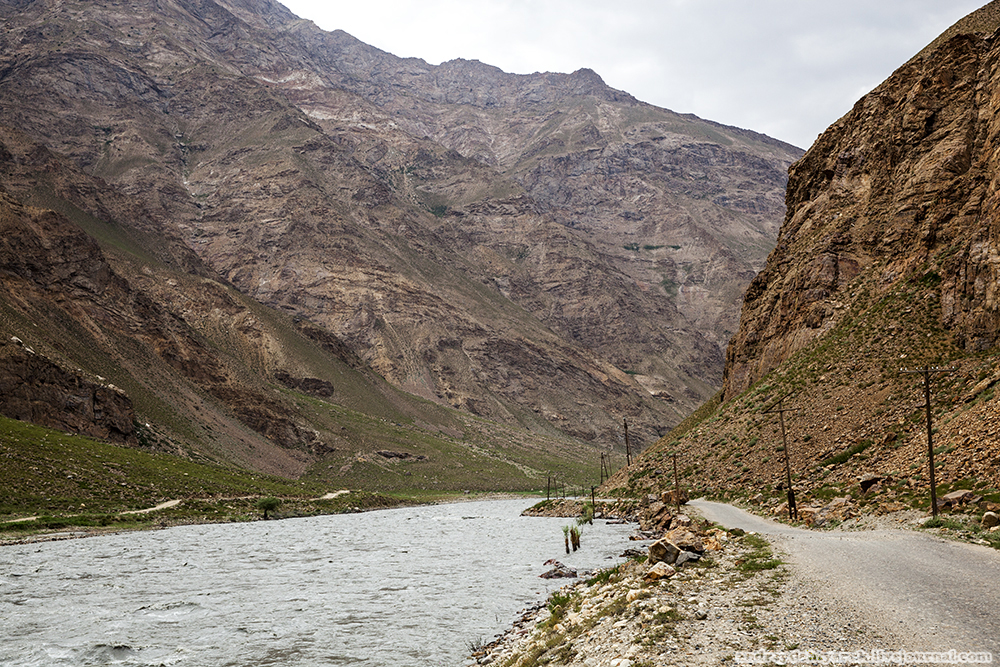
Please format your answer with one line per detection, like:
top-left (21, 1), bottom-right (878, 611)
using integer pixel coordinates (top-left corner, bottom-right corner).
top-left (0, 0), bottom-right (799, 462)
top-left (0, 126), bottom-right (611, 490)
top-left (609, 1), bottom-right (1000, 511)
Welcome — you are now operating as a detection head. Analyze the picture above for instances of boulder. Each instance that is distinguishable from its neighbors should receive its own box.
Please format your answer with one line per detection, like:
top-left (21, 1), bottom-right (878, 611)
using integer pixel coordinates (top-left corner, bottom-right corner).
top-left (860, 476), bottom-right (882, 493)
top-left (664, 528), bottom-right (705, 553)
top-left (644, 562), bottom-right (676, 581)
top-left (798, 507), bottom-right (821, 525)
top-left (940, 489), bottom-right (975, 507)
top-left (648, 538), bottom-right (680, 565)
top-left (539, 561), bottom-right (577, 579)
top-left (983, 511), bottom-right (999, 530)
top-left (674, 550), bottom-right (701, 567)
top-left (639, 501), bottom-right (673, 531)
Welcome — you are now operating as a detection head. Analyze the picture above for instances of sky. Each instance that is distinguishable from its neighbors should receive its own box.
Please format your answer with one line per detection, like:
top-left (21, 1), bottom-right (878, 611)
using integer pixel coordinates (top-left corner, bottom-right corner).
top-left (278, 1), bottom-right (986, 150)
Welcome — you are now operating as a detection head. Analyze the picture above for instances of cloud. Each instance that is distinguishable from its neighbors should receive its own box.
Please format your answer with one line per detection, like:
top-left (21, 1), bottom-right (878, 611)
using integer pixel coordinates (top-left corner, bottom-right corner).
top-left (280, 0), bottom-right (984, 149)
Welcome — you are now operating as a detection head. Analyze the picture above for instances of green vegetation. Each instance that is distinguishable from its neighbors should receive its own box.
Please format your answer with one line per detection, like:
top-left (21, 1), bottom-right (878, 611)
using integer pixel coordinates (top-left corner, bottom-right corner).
top-left (736, 534), bottom-right (782, 575)
top-left (0, 415), bottom-right (403, 538)
top-left (817, 440), bottom-right (872, 468)
top-left (256, 497), bottom-right (281, 519)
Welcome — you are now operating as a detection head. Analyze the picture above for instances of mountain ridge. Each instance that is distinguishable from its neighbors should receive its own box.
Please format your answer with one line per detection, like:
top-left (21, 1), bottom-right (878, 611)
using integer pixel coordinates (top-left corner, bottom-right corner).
top-left (0, 0), bottom-right (799, 480)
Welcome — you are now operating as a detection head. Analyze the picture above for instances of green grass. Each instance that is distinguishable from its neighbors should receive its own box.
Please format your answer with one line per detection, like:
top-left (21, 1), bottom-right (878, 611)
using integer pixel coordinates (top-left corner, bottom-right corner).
top-left (816, 440), bottom-right (871, 468)
top-left (0, 417), bottom-right (370, 527)
top-left (736, 533), bottom-right (782, 574)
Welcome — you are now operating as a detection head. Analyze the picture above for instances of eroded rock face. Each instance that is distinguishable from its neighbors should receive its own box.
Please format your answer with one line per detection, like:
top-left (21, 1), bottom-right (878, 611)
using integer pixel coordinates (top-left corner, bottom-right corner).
top-left (0, 340), bottom-right (136, 444)
top-left (724, 21), bottom-right (1000, 400)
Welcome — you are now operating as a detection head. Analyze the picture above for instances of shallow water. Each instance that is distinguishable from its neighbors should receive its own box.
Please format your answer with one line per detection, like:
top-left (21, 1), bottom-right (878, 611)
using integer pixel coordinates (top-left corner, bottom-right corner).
top-left (0, 499), bottom-right (636, 666)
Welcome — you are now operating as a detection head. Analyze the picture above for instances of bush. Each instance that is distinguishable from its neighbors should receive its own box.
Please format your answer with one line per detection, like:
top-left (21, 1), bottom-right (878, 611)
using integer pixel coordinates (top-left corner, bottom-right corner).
top-left (256, 497), bottom-right (281, 519)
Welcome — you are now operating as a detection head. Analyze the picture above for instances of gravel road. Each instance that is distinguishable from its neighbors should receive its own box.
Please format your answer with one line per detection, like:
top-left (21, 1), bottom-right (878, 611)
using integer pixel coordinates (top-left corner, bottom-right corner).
top-left (691, 499), bottom-right (1000, 656)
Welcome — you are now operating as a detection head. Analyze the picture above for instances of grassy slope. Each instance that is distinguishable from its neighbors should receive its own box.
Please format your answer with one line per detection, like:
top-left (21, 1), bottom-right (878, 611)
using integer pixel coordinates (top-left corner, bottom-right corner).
top-left (606, 263), bottom-right (1000, 517)
top-left (0, 174), bottom-right (611, 521)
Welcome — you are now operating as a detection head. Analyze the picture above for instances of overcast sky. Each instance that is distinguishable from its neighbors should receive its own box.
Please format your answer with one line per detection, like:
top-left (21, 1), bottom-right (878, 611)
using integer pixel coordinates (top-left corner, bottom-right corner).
top-left (279, 1), bottom-right (985, 150)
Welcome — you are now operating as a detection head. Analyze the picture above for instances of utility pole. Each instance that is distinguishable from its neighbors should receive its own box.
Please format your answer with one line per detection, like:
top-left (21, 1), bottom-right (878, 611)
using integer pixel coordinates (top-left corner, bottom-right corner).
top-left (764, 396), bottom-right (799, 521)
top-left (624, 418), bottom-right (632, 467)
top-left (672, 452), bottom-right (681, 513)
top-left (901, 366), bottom-right (956, 517)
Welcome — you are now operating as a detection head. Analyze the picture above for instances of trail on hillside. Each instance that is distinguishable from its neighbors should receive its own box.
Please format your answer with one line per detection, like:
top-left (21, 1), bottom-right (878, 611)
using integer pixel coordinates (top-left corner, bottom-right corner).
top-left (690, 499), bottom-right (1000, 655)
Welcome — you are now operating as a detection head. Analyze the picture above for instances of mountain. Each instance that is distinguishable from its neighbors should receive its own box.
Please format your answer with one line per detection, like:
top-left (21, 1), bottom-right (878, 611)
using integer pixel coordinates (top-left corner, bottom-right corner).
top-left (0, 0), bottom-right (798, 479)
top-left (611, 2), bottom-right (1000, 511)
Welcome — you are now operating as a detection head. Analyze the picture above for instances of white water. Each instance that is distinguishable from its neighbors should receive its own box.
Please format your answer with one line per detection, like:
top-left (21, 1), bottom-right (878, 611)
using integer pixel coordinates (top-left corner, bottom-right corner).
top-left (0, 499), bottom-right (637, 666)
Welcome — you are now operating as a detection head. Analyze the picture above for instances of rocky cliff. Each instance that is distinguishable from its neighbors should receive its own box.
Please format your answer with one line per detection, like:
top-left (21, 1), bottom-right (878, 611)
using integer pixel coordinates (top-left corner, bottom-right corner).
top-left (724, 3), bottom-right (1000, 399)
top-left (610, 2), bottom-right (1000, 509)
top-left (0, 0), bottom-right (798, 463)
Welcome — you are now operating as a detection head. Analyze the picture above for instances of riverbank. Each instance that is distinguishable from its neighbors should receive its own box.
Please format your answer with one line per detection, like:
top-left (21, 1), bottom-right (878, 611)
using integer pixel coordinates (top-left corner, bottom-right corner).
top-left (474, 508), bottom-right (897, 666)
top-left (0, 490), bottom-right (539, 546)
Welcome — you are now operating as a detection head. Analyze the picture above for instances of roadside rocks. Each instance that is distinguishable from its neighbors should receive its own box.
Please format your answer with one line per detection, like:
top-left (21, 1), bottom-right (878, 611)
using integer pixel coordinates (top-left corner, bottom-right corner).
top-left (983, 511), bottom-right (999, 530)
top-left (644, 561), bottom-right (675, 581)
top-left (540, 560), bottom-right (577, 579)
top-left (939, 489), bottom-right (977, 509)
top-left (649, 538), bottom-right (680, 565)
top-left (776, 496), bottom-right (855, 527)
top-left (476, 522), bottom-right (891, 667)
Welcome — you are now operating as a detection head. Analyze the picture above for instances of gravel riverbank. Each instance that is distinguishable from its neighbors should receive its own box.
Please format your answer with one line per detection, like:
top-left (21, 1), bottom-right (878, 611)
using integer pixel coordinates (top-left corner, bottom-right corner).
top-left (470, 509), bottom-right (906, 667)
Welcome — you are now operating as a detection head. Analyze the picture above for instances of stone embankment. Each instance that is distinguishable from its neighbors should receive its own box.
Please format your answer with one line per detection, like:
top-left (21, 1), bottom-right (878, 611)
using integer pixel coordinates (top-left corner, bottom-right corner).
top-left (476, 504), bottom-right (894, 666)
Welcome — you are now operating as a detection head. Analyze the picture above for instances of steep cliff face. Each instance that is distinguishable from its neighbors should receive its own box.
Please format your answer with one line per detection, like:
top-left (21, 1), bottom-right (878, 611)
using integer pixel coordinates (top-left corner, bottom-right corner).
top-left (605, 3), bottom-right (1000, 507)
top-left (724, 15), bottom-right (1000, 401)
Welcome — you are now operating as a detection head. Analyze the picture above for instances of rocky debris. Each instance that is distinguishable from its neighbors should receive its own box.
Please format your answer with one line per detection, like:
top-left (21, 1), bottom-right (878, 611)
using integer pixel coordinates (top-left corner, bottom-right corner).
top-left (648, 538), bottom-right (680, 565)
top-left (982, 512), bottom-right (999, 530)
top-left (638, 500), bottom-right (674, 531)
top-left (539, 560), bottom-right (578, 579)
top-left (663, 527), bottom-right (706, 553)
top-left (796, 497), bottom-right (856, 528)
top-left (521, 499), bottom-right (585, 518)
top-left (473, 526), bottom-right (895, 666)
top-left (374, 450), bottom-right (428, 461)
top-left (644, 561), bottom-right (675, 581)
top-left (939, 489), bottom-right (977, 509)
top-left (522, 499), bottom-right (637, 522)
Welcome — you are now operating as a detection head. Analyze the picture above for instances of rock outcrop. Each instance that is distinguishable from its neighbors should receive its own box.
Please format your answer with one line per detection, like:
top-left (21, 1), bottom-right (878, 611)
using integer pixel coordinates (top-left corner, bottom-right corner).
top-left (0, 339), bottom-right (136, 444)
top-left (606, 3), bottom-right (1000, 509)
top-left (724, 4), bottom-right (1000, 399)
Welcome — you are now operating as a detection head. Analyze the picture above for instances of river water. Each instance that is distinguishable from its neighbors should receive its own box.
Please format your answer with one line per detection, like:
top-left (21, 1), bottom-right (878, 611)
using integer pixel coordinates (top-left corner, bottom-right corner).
top-left (1, 498), bottom-right (637, 666)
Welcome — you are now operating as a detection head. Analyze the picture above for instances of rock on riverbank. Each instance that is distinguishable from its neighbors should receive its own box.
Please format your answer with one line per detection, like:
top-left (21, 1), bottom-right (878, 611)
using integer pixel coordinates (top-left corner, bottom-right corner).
top-left (471, 522), bottom-right (896, 666)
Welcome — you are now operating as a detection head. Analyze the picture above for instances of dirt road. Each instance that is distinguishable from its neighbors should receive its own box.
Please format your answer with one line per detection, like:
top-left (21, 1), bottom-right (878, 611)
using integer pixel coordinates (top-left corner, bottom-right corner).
top-left (691, 499), bottom-right (1000, 655)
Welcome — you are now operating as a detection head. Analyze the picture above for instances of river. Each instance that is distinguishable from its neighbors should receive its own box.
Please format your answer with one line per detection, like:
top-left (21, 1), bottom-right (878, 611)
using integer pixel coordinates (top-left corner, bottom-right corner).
top-left (0, 498), bottom-right (637, 666)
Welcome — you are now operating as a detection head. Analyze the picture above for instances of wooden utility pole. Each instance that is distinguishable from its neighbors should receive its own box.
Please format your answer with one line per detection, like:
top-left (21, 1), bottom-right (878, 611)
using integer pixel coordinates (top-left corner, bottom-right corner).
top-left (764, 397), bottom-right (798, 521)
top-left (624, 418), bottom-right (632, 467)
top-left (672, 452), bottom-right (681, 512)
top-left (901, 366), bottom-right (956, 517)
